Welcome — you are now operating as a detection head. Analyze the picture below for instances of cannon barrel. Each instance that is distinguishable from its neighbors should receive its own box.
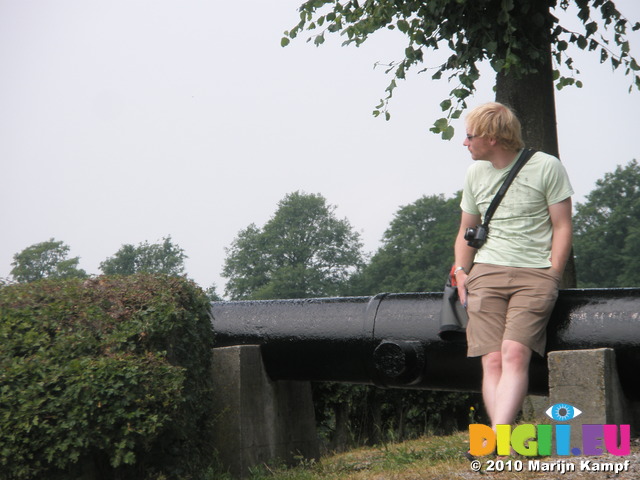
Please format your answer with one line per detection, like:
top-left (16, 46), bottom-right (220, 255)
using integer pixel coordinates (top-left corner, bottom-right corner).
top-left (210, 289), bottom-right (640, 399)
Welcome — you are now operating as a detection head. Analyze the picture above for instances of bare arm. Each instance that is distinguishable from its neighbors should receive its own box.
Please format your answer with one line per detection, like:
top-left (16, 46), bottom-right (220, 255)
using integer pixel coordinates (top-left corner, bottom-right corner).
top-left (548, 197), bottom-right (573, 275)
top-left (454, 211), bottom-right (481, 305)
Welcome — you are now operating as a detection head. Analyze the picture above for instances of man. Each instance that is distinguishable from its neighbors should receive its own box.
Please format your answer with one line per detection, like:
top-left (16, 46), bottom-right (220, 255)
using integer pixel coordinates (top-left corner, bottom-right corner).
top-left (453, 102), bottom-right (573, 431)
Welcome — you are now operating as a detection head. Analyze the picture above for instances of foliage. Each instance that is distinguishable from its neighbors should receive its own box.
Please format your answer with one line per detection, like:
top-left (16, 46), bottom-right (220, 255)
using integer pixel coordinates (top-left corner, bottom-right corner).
top-left (283, 0), bottom-right (640, 138)
top-left (100, 236), bottom-right (187, 277)
top-left (10, 238), bottom-right (88, 283)
top-left (0, 275), bottom-right (217, 480)
top-left (313, 381), bottom-right (480, 451)
top-left (573, 159), bottom-right (640, 287)
top-left (349, 193), bottom-right (461, 295)
top-left (204, 283), bottom-right (223, 301)
top-left (222, 191), bottom-right (365, 300)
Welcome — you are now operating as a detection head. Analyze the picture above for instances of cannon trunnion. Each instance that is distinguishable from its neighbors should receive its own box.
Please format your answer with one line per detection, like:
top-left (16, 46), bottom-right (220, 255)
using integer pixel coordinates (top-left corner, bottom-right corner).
top-left (210, 289), bottom-right (640, 399)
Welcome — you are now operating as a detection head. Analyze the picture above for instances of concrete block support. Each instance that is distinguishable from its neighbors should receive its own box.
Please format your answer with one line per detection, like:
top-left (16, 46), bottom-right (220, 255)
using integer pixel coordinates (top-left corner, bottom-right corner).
top-left (548, 348), bottom-right (630, 451)
top-left (211, 345), bottom-right (319, 478)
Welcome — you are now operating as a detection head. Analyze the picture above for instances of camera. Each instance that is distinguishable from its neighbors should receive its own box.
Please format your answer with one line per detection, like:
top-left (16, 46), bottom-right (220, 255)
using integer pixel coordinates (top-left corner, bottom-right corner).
top-left (464, 225), bottom-right (488, 248)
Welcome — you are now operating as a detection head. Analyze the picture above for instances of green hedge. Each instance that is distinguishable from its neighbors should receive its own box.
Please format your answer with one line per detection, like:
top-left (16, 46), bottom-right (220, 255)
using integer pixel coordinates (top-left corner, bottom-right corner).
top-left (0, 275), bottom-right (217, 480)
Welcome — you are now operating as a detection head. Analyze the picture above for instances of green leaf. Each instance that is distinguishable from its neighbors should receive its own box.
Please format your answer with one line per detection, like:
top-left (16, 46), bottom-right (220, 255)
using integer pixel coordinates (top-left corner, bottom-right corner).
top-left (442, 125), bottom-right (455, 140)
top-left (440, 99), bottom-right (452, 111)
top-left (451, 88), bottom-right (469, 99)
top-left (576, 36), bottom-right (588, 49)
top-left (621, 40), bottom-right (630, 55)
top-left (600, 49), bottom-right (609, 63)
top-left (405, 46), bottom-right (416, 61)
top-left (281, 37), bottom-right (290, 47)
top-left (433, 117), bottom-right (449, 131)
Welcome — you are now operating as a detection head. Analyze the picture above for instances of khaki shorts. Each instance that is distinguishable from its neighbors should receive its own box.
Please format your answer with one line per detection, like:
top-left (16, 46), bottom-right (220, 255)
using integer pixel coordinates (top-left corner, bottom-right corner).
top-left (465, 263), bottom-right (562, 357)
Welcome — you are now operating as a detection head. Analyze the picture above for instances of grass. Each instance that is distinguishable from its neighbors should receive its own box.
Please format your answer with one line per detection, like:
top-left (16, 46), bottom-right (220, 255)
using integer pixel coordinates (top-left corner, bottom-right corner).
top-left (244, 431), bottom-right (640, 480)
top-left (245, 432), bottom-right (472, 480)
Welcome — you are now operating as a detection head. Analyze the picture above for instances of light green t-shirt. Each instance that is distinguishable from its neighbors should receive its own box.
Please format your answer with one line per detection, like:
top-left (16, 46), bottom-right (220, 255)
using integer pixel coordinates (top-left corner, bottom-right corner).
top-left (460, 150), bottom-right (574, 268)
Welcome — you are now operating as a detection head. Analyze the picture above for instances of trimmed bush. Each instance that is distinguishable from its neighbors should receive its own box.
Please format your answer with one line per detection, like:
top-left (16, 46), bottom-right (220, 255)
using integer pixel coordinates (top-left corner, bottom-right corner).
top-left (0, 275), bottom-right (216, 480)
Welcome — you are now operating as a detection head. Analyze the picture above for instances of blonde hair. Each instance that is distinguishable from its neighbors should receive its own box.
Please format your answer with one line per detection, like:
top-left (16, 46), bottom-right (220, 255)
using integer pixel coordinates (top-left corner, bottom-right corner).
top-left (466, 102), bottom-right (525, 151)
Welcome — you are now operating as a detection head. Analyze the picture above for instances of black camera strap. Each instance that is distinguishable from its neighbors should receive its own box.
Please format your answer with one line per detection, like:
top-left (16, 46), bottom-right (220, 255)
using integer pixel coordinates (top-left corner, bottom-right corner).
top-left (482, 148), bottom-right (537, 229)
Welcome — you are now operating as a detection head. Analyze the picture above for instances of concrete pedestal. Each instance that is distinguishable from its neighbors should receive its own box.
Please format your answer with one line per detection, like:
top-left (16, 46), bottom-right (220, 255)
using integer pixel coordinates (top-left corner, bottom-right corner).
top-left (211, 345), bottom-right (319, 478)
top-left (548, 348), bottom-right (631, 453)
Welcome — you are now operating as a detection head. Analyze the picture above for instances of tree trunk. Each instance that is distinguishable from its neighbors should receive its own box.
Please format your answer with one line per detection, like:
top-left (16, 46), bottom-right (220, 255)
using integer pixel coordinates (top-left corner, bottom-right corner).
top-left (494, 8), bottom-right (577, 288)
top-left (495, 45), bottom-right (559, 157)
top-left (365, 387), bottom-right (383, 445)
top-left (330, 402), bottom-right (350, 452)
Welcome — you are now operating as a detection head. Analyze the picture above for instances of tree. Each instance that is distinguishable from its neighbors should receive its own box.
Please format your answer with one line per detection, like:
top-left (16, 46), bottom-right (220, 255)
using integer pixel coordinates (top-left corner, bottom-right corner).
top-left (284, 0), bottom-right (638, 140)
top-left (223, 191), bottom-right (365, 300)
top-left (573, 159), bottom-right (640, 287)
top-left (204, 283), bottom-right (223, 302)
top-left (222, 192), bottom-right (365, 452)
top-left (10, 238), bottom-right (87, 283)
top-left (285, 1), bottom-right (639, 288)
top-left (350, 193), bottom-right (461, 294)
top-left (100, 236), bottom-right (187, 277)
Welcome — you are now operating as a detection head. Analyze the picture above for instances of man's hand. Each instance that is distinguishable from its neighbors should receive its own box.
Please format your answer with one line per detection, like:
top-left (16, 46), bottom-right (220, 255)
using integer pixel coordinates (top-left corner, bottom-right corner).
top-left (455, 270), bottom-right (469, 308)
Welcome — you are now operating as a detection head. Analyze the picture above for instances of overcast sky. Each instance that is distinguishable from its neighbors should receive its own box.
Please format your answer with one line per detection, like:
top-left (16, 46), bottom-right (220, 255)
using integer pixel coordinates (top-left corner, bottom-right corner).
top-left (1, 0), bottom-right (639, 296)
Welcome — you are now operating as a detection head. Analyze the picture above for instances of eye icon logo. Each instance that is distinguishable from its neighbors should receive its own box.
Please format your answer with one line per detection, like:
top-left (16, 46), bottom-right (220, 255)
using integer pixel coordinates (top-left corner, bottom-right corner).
top-left (545, 403), bottom-right (582, 421)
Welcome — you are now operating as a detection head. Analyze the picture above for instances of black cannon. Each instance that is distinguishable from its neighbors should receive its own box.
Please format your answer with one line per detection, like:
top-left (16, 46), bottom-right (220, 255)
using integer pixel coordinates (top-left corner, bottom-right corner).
top-left (210, 288), bottom-right (640, 399)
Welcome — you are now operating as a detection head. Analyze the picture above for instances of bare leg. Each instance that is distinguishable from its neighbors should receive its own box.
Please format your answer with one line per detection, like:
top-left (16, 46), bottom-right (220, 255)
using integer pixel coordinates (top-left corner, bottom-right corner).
top-left (485, 340), bottom-right (532, 428)
top-left (481, 351), bottom-right (502, 425)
